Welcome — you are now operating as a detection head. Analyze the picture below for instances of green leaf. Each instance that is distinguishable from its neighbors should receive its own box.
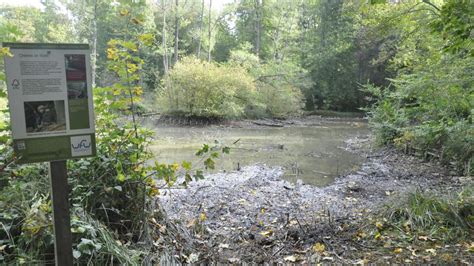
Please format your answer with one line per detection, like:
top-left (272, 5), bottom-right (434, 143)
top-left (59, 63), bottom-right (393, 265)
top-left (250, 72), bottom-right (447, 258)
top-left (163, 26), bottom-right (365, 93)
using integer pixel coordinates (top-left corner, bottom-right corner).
top-left (185, 173), bottom-right (192, 183)
top-left (194, 170), bottom-right (204, 181)
top-left (222, 146), bottom-right (231, 154)
top-left (182, 160), bottom-right (192, 171)
top-left (204, 158), bottom-right (215, 170)
top-left (117, 173), bottom-right (126, 182)
top-left (196, 144), bottom-right (210, 156)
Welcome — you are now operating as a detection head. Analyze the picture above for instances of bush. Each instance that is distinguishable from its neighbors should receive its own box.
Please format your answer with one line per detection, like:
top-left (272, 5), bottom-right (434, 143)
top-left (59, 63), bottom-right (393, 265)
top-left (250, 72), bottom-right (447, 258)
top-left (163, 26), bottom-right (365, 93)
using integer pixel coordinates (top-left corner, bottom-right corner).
top-left (158, 57), bottom-right (256, 119)
top-left (364, 1), bottom-right (474, 174)
top-left (256, 83), bottom-right (304, 118)
top-left (229, 47), bottom-right (308, 118)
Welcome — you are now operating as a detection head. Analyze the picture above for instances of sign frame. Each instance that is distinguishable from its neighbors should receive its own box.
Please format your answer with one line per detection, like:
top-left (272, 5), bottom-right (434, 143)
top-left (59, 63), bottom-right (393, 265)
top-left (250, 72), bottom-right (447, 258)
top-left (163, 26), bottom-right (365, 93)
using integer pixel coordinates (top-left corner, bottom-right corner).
top-left (3, 42), bottom-right (96, 164)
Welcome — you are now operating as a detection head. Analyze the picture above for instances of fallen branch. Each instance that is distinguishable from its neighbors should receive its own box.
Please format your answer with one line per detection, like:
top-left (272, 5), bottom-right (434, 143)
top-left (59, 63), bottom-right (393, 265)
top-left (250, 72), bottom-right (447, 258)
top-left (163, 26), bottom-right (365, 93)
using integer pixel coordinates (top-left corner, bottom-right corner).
top-left (252, 121), bottom-right (284, 127)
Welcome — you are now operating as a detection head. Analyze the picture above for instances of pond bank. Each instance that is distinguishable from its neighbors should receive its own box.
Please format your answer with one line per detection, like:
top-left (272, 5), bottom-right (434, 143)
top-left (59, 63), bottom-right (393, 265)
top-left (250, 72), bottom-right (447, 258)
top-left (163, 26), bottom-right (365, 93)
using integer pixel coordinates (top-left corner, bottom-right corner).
top-left (157, 133), bottom-right (473, 264)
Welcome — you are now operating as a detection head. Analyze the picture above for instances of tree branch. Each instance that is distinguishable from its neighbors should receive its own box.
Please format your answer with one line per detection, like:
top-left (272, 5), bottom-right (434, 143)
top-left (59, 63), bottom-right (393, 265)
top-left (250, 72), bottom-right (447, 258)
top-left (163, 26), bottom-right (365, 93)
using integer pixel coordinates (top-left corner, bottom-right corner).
top-left (421, 0), bottom-right (441, 13)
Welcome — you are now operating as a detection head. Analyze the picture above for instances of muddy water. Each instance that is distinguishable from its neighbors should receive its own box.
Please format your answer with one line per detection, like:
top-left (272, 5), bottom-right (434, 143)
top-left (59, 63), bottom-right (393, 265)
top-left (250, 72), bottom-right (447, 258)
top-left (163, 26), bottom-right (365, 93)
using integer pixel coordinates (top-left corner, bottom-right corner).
top-left (150, 121), bottom-right (368, 187)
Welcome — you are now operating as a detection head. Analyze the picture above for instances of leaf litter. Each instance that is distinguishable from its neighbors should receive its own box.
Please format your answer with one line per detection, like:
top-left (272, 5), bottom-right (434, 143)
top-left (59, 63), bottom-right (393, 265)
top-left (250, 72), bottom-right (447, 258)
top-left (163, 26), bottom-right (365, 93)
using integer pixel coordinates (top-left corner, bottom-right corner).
top-left (157, 135), bottom-right (473, 264)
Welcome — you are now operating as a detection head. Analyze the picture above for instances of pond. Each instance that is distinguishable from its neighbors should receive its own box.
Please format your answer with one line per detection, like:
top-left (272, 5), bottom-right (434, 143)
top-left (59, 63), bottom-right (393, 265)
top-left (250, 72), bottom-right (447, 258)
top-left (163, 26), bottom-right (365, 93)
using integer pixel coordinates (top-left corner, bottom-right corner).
top-left (149, 120), bottom-right (369, 187)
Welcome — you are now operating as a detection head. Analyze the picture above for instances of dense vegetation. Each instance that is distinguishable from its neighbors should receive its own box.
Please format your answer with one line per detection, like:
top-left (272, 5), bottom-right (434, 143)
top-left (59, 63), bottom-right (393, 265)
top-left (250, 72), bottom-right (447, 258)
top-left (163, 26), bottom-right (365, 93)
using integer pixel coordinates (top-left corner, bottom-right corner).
top-left (0, 0), bottom-right (472, 263)
top-left (363, 1), bottom-right (473, 175)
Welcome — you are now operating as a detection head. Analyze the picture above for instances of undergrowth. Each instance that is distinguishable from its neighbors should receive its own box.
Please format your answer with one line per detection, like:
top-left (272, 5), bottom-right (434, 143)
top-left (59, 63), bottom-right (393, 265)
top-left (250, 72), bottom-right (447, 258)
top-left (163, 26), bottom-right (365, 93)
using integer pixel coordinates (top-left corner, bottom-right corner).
top-left (383, 188), bottom-right (473, 242)
top-left (360, 187), bottom-right (474, 263)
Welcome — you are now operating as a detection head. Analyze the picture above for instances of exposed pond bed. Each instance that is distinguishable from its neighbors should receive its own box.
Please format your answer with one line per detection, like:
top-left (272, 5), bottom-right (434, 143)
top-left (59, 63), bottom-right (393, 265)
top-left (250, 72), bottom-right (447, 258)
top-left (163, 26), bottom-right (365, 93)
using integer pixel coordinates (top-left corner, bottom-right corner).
top-left (149, 117), bottom-right (369, 187)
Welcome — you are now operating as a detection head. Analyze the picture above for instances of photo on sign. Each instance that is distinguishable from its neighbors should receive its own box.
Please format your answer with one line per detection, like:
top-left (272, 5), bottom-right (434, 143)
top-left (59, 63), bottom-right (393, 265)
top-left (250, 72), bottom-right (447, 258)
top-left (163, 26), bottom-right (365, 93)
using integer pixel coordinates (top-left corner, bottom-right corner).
top-left (65, 54), bottom-right (88, 99)
top-left (24, 101), bottom-right (66, 133)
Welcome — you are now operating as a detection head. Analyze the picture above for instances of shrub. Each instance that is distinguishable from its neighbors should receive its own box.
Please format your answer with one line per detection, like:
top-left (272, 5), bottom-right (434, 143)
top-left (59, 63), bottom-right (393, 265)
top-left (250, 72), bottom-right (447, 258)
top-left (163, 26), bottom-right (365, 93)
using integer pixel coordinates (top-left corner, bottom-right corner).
top-left (158, 57), bottom-right (256, 119)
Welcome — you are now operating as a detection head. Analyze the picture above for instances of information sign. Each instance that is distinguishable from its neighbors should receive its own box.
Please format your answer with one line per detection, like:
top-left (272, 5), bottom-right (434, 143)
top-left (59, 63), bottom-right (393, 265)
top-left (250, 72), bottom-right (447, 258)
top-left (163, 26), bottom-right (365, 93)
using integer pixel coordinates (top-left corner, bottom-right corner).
top-left (3, 43), bottom-right (96, 163)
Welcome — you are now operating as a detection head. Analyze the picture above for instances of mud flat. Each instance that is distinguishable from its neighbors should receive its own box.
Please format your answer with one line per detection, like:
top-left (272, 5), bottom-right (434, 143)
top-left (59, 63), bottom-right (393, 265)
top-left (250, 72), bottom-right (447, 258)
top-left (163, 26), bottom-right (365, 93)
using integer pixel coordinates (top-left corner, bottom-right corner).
top-left (158, 135), bottom-right (472, 263)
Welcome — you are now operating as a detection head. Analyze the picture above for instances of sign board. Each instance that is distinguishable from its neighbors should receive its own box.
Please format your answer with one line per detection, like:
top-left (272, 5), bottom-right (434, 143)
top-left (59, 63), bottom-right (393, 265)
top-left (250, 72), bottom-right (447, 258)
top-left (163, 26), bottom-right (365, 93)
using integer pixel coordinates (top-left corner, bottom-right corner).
top-left (3, 43), bottom-right (96, 163)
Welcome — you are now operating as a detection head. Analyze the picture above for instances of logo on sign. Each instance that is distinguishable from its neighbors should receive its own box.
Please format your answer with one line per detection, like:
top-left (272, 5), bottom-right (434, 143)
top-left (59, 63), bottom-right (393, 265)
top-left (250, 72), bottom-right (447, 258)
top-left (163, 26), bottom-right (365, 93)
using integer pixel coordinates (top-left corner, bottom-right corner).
top-left (11, 79), bottom-right (20, 90)
top-left (71, 135), bottom-right (92, 157)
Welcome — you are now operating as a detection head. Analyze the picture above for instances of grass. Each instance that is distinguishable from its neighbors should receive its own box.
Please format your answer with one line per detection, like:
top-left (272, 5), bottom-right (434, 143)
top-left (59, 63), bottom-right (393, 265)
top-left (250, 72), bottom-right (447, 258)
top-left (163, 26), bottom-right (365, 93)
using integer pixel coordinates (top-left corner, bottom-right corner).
top-left (373, 187), bottom-right (474, 245)
top-left (355, 187), bottom-right (474, 263)
top-left (385, 189), bottom-right (473, 241)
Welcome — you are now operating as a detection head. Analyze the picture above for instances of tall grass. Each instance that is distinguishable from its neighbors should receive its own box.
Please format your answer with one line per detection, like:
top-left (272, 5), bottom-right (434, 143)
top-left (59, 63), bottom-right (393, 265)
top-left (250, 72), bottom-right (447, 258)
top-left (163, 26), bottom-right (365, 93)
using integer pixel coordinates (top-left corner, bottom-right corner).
top-left (384, 187), bottom-right (473, 241)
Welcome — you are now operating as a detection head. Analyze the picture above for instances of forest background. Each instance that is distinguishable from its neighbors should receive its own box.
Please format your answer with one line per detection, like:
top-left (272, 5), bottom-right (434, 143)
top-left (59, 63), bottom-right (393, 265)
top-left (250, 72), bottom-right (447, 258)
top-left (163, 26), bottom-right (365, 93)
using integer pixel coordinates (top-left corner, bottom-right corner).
top-left (0, 0), bottom-right (472, 264)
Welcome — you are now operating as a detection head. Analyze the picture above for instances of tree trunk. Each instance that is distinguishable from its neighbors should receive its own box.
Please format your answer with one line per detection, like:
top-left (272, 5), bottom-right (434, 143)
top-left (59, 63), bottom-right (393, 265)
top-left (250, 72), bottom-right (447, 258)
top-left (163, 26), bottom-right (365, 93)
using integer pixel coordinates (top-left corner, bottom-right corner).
top-left (162, 0), bottom-right (169, 73)
top-left (162, 0), bottom-right (172, 109)
top-left (173, 0), bottom-right (179, 64)
top-left (207, 0), bottom-right (212, 62)
top-left (91, 0), bottom-right (98, 87)
top-left (196, 0), bottom-right (204, 58)
top-left (254, 0), bottom-right (262, 58)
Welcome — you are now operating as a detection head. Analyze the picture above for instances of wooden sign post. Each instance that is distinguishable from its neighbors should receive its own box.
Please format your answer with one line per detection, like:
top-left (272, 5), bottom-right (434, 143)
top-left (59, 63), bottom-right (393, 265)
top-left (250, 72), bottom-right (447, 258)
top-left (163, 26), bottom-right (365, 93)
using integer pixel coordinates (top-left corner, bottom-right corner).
top-left (49, 160), bottom-right (73, 266)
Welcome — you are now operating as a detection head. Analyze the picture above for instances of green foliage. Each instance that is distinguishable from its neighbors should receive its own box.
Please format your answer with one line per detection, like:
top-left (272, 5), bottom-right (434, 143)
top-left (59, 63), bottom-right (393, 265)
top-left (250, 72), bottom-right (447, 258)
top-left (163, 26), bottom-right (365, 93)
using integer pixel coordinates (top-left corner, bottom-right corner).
top-left (253, 61), bottom-right (306, 118)
top-left (301, 1), bottom-right (363, 111)
top-left (381, 188), bottom-right (474, 242)
top-left (158, 49), bottom-right (306, 119)
top-left (158, 56), bottom-right (256, 119)
top-left (364, 0), bottom-right (473, 174)
top-left (0, 3), bottom-right (76, 43)
top-left (432, 0), bottom-right (474, 56)
top-left (0, 8), bottom-right (231, 263)
top-left (228, 46), bottom-right (307, 118)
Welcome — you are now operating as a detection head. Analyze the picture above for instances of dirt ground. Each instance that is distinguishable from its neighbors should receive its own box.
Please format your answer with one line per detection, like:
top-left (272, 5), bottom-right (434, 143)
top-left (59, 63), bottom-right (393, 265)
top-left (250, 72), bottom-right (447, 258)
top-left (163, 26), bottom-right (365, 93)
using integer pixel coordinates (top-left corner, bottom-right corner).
top-left (157, 127), bottom-right (472, 264)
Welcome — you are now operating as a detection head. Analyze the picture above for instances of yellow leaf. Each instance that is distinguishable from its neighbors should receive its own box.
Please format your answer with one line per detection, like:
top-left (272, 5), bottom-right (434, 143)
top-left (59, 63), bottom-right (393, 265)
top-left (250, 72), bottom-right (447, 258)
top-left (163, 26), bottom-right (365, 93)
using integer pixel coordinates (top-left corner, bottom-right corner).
top-left (148, 187), bottom-right (159, 196)
top-left (120, 9), bottom-right (129, 16)
top-left (199, 212), bottom-right (206, 222)
top-left (133, 86), bottom-right (143, 96)
top-left (259, 230), bottom-right (273, 237)
top-left (375, 221), bottom-right (383, 230)
top-left (313, 242), bottom-right (326, 253)
top-left (393, 248), bottom-right (403, 254)
top-left (374, 231), bottom-right (381, 240)
top-left (171, 162), bottom-right (179, 171)
top-left (260, 208), bottom-right (265, 214)
top-left (466, 242), bottom-right (474, 252)
top-left (1, 47), bottom-right (13, 57)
